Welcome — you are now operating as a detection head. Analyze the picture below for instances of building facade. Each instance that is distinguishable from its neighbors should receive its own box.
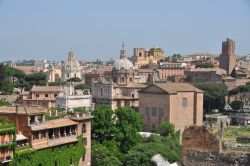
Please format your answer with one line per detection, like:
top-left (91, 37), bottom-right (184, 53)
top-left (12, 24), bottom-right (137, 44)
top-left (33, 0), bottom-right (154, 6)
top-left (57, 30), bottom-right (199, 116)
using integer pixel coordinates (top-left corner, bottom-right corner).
top-left (219, 38), bottom-right (237, 75)
top-left (132, 47), bottom-right (166, 68)
top-left (138, 83), bottom-right (203, 132)
top-left (21, 85), bottom-right (63, 108)
top-left (0, 106), bottom-right (93, 166)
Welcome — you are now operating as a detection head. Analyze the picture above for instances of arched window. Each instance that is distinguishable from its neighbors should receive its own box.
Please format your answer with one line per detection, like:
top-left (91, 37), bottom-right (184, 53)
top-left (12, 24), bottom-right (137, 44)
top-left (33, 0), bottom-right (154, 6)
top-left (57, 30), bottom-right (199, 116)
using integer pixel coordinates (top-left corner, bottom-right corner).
top-left (113, 77), bottom-right (117, 83)
top-left (139, 52), bottom-right (142, 57)
top-left (129, 77), bottom-right (133, 82)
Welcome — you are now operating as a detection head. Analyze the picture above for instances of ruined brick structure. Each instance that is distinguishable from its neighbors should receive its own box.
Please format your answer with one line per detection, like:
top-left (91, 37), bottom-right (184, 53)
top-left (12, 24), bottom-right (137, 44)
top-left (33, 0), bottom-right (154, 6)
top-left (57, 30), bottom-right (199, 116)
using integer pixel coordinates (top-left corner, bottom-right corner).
top-left (182, 125), bottom-right (250, 166)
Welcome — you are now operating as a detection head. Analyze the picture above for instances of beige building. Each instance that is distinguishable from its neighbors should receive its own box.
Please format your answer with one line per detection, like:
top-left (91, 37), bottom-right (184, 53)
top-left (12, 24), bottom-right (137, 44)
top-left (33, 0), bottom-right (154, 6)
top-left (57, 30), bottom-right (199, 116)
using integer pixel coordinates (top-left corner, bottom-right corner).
top-left (21, 86), bottom-right (63, 108)
top-left (131, 47), bottom-right (165, 68)
top-left (219, 38), bottom-right (237, 75)
top-left (138, 83), bottom-right (203, 132)
top-left (185, 68), bottom-right (227, 83)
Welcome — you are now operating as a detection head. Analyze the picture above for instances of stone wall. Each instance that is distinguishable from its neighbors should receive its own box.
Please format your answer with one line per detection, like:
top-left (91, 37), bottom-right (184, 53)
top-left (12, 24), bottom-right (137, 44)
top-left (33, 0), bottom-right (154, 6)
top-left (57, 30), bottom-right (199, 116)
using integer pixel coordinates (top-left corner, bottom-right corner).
top-left (0, 95), bottom-right (19, 103)
top-left (182, 126), bottom-right (250, 166)
top-left (184, 150), bottom-right (250, 166)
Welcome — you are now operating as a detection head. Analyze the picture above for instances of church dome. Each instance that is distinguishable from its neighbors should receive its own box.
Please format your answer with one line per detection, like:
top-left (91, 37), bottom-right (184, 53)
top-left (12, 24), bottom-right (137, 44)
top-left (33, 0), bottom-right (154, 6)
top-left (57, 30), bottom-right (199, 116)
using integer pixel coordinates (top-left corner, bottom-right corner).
top-left (114, 45), bottom-right (133, 70)
top-left (62, 51), bottom-right (81, 71)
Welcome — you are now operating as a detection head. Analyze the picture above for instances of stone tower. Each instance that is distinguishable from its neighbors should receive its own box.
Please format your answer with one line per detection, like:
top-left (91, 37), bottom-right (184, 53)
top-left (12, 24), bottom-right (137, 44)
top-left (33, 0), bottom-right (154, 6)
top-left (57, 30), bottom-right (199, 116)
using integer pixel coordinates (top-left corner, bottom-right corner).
top-left (219, 38), bottom-right (236, 75)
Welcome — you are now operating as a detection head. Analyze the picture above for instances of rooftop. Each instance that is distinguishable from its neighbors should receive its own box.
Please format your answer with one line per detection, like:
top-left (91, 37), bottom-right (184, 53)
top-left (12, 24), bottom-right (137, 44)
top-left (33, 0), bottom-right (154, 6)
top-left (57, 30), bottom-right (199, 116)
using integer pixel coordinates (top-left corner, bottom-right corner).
top-left (31, 85), bottom-right (63, 92)
top-left (140, 83), bottom-right (203, 94)
top-left (0, 106), bottom-right (47, 115)
top-left (31, 118), bottom-right (78, 131)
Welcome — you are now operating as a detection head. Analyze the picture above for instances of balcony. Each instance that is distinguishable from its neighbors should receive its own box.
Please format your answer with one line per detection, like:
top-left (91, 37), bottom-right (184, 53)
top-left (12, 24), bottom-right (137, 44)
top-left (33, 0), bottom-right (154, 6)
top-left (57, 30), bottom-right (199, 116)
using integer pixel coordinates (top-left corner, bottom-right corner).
top-left (48, 134), bottom-right (77, 147)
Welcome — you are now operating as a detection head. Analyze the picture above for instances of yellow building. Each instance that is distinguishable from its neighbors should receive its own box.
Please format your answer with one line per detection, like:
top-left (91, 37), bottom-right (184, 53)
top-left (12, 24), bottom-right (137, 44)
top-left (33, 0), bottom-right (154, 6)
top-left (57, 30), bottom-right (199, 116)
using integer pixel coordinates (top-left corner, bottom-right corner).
top-left (132, 47), bottom-right (166, 68)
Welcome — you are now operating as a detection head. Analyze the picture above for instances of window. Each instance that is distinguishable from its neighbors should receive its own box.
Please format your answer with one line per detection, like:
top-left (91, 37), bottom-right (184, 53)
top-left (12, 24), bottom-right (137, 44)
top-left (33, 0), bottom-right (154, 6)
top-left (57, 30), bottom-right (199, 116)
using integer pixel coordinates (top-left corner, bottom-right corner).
top-left (182, 98), bottom-right (187, 107)
top-left (139, 52), bottom-right (142, 57)
top-left (121, 77), bottom-right (125, 82)
top-left (131, 94), bottom-right (134, 98)
top-left (36, 94), bottom-right (39, 98)
top-left (159, 108), bottom-right (164, 117)
top-left (145, 107), bottom-right (150, 116)
top-left (151, 107), bottom-right (157, 116)
top-left (100, 88), bottom-right (103, 96)
top-left (45, 94), bottom-right (48, 97)
top-left (54, 94), bottom-right (57, 98)
top-left (30, 116), bottom-right (35, 125)
top-left (83, 138), bottom-right (87, 145)
top-left (82, 124), bottom-right (86, 133)
top-left (41, 130), bottom-right (46, 138)
top-left (130, 77), bottom-right (133, 82)
top-left (33, 131), bottom-right (39, 140)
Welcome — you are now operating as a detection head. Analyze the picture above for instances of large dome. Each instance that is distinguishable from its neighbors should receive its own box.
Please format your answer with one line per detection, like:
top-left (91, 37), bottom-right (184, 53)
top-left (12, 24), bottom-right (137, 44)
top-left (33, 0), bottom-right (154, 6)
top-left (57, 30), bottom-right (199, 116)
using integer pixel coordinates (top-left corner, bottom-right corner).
top-left (114, 45), bottom-right (133, 70)
top-left (62, 51), bottom-right (81, 71)
top-left (114, 57), bottom-right (133, 70)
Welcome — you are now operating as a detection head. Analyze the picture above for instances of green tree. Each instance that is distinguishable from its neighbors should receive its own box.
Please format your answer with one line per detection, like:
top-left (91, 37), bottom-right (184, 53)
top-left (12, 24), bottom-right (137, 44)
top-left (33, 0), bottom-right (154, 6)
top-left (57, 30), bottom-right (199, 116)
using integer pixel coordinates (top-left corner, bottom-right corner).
top-left (194, 83), bottom-right (228, 113)
top-left (230, 100), bottom-right (243, 111)
top-left (171, 54), bottom-right (181, 63)
top-left (229, 85), bottom-right (250, 111)
top-left (159, 121), bottom-right (175, 137)
top-left (91, 106), bottom-right (117, 143)
top-left (25, 72), bottom-right (47, 88)
top-left (195, 62), bottom-right (214, 68)
top-left (75, 83), bottom-right (90, 90)
top-left (123, 134), bottom-right (181, 166)
top-left (115, 107), bottom-right (143, 153)
top-left (0, 64), bottom-right (14, 94)
top-left (67, 77), bottom-right (82, 82)
top-left (91, 141), bottom-right (122, 166)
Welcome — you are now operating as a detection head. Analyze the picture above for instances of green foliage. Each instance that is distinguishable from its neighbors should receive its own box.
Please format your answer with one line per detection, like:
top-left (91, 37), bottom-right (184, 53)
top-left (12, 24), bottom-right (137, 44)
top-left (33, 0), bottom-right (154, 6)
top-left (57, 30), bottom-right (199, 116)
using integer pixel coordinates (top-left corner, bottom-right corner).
top-left (91, 141), bottom-right (122, 166)
top-left (74, 107), bottom-right (87, 113)
top-left (13, 135), bottom-right (85, 166)
top-left (115, 107), bottom-right (142, 153)
top-left (67, 77), bottom-right (82, 82)
top-left (171, 54), bottom-right (181, 63)
top-left (75, 83), bottom-right (90, 90)
top-left (0, 100), bottom-right (11, 106)
top-left (91, 106), bottom-right (117, 143)
top-left (123, 134), bottom-right (181, 166)
top-left (159, 121), bottom-right (175, 137)
top-left (48, 82), bottom-right (66, 86)
top-left (229, 85), bottom-right (250, 111)
top-left (194, 83), bottom-right (228, 113)
top-left (25, 72), bottom-right (47, 87)
top-left (195, 62), bottom-right (214, 68)
top-left (230, 100), bottom-right (243, 110)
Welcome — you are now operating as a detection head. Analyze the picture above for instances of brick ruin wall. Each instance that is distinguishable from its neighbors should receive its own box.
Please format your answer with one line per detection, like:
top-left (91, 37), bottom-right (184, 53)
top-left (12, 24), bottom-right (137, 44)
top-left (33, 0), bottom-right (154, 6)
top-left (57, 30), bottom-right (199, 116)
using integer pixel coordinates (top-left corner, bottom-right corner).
top-left (182, 126), bottom-right (250, 166)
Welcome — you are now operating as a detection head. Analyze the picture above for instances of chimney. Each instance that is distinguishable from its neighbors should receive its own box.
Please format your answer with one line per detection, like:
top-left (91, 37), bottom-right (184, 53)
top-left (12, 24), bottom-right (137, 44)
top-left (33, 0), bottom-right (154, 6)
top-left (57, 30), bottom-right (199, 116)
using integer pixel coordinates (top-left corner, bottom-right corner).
top-left (16, 105), bottom-right (18, 114)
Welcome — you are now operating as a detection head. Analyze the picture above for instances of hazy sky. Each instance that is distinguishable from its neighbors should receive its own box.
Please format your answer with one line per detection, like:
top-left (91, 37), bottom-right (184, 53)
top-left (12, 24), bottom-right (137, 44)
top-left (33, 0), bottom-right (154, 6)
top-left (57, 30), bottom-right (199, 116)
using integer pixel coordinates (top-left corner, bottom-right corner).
top-left (0, 0), bottom-right (249, 62)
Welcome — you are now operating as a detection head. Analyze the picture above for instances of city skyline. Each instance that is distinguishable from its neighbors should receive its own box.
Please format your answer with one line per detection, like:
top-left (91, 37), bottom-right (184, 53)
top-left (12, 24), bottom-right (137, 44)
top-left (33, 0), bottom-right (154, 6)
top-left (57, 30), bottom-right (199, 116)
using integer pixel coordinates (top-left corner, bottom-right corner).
top-left (0, 0), bottom-right (250, 62)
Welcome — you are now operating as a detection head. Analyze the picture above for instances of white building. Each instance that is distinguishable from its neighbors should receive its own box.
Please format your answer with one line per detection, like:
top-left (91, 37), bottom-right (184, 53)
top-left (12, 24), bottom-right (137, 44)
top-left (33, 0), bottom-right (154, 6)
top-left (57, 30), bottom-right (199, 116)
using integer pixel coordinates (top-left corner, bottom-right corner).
top-left (56, 84), bottom-right (93, 111)
top-left (61, 51), bottom-right (82, 82)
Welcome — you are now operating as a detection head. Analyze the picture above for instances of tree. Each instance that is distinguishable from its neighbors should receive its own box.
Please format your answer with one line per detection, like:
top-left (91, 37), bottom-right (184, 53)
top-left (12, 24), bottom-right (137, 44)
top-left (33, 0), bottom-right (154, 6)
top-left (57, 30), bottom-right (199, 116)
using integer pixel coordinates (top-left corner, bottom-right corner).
top-left (195, 62), bottom-right (214, 68)
top-left (25, 72), bottom-right (47, 87)
top-left (159, 121), bottom-right (175, 137)
top-left (115, 107), bottom-right (143, 153)
top-left (91, 141), bottom-right (122, 166)
top-left (74, 83), bottom-right (90, 90)
top-left (171, 54), bottom-right (181, 63)
top-left (66, 77), bottom-right (82, 82)
top-left (91, 106), bottom-right (117, 143)
top-left (230, 100), bottom-right (243, 111)
top-left (123, 134), bottom-right (181, 166)
top-left (229, 85), bottom-right (250, 111)
top-left (0, 64), bottom-right (14, 94)
top-left (194, 83), bottom-right (228, 113)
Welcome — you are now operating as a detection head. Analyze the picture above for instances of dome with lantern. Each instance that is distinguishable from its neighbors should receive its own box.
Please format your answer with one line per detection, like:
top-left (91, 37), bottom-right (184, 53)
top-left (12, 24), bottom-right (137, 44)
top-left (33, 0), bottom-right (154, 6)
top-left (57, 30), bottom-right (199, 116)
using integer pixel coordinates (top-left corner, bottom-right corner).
top-left (114, 44), bottom-right (134, 71)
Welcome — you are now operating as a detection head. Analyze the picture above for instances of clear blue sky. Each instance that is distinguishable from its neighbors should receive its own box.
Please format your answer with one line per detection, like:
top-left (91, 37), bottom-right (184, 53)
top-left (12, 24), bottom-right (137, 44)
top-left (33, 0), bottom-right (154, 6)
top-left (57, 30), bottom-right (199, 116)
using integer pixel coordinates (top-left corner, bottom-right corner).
top-left (0, 0), bottom-right (249, 62)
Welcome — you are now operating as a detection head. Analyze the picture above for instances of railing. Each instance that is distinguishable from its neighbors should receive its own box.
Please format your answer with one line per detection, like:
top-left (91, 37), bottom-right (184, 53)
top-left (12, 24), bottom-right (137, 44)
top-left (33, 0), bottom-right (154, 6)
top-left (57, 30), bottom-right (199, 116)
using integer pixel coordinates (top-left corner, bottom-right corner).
top-left (48, 134), bottom-right (77, 146)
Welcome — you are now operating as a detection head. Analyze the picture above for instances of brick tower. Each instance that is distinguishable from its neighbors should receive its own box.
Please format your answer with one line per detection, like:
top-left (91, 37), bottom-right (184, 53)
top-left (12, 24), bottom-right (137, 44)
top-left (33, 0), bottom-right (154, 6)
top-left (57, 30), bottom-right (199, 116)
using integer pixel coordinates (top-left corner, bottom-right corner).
top-left (219, 38), bottom-right (236, 75)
